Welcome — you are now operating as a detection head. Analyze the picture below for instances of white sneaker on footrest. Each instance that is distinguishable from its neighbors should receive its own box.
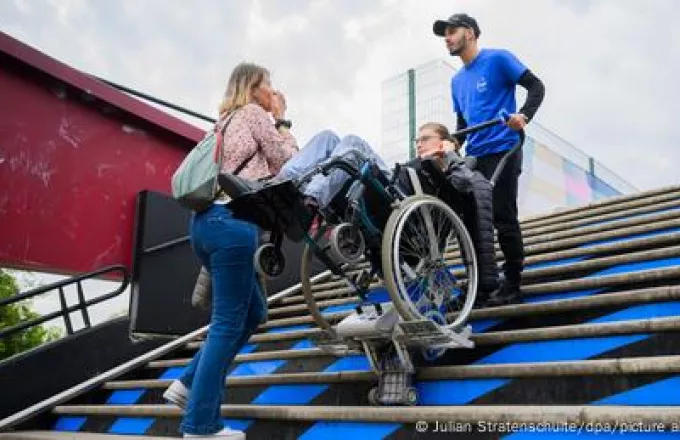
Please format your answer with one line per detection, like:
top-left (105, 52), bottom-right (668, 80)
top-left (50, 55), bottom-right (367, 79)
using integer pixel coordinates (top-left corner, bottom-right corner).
top-left (163, 379), bottom-right (189, 409)
top-left (185, 428), bottom-right (246, 439)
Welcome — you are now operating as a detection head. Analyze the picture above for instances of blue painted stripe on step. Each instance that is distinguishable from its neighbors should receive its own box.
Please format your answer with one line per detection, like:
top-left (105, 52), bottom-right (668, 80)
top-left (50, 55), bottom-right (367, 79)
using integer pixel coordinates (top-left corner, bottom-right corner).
top-left (473, 334), bottom-right (648, 365)
top-left (292, 339), bottom-right (315, 349)
top-left (367, 287), bottom-right (390, 303)
top-left (579, 227), bottom-right (680, 248)
top-left (106, 389), bottom-right (145, 405)
top-left (229, 359), bottom-right (286, 377)
top-left (53, 416), bottom-right (87, 432)
top-left (583, 206), bottom-right (680, 228)
top-left (299, 421), bottom-right (401, 439)
top-left (159, 366), bottom-right (185, 380)
top-left (108, 417), bottom-right (155, 435)
top-left (587, 257), bottom-right (680, 278)
top-left (266, 324), bottom-right (311, 334)
top-left (322, 303), bottom-right (358, 313)
top-left (504, 431), bottom-right (677, 439)
top-left (239, 343), bottom-right (258, 354)
top-left (522, 289), bottom-right (605, 304)
top-left (223, 419), bottom-right (254, 431)
top-left (594, 375), bottom-right (680, 405)
top-left (324, 355), bottom-right (371, 372)
top-left (252, 384), bottom-right (328, 405)
top-left (417, 378), bottom-right (509, 404)
top-left (470, 318), bottom-right (504, 333)
top-left (525, 256), bottom-right (587, 270)
top-left (589, 301), bottom-right (680, 324)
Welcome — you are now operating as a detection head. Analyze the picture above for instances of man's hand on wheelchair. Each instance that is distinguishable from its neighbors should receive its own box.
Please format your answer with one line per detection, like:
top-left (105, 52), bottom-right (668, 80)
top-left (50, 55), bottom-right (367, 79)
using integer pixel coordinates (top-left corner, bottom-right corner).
top-left (506, 113), bottom-right (528, 131)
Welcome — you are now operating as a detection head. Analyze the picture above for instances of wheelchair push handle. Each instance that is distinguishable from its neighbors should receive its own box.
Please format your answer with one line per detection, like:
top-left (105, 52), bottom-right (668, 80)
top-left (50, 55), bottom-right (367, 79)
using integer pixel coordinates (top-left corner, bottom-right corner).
top-left (448, 109), bottom-right (511, 140)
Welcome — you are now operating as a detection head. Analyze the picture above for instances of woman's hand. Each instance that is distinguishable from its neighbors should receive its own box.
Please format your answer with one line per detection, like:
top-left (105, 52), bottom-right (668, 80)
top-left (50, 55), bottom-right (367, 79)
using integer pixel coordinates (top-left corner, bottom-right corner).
top-left (272, 91), bottom-right (287, 120)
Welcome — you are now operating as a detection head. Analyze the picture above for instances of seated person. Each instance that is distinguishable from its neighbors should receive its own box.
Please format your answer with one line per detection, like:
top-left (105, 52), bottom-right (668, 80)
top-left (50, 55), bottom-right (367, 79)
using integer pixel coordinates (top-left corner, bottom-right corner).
top-left (408, 122), bottom-right (502, 306)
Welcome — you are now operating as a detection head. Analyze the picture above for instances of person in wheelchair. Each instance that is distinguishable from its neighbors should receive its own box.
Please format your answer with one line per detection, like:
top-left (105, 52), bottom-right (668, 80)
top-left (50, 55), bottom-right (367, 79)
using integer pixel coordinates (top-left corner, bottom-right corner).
top-left (403, 122), bottom-right (502, 307)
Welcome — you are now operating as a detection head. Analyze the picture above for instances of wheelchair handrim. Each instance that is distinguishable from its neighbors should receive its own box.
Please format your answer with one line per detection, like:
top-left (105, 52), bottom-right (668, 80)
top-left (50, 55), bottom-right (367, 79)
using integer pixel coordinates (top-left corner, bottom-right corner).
top-left (382, 195), bottom-right (478, 330)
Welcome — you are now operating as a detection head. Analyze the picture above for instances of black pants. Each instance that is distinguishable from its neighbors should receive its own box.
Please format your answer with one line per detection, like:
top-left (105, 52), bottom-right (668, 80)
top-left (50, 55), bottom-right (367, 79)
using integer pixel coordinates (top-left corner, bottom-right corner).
top-left (474, 147), bottom-right (524, 287)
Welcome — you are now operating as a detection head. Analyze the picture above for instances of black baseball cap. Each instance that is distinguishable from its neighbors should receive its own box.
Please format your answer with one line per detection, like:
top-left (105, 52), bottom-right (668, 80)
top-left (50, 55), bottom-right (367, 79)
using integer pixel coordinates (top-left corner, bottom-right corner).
top-left (433, 13), bottom-right (481, 38)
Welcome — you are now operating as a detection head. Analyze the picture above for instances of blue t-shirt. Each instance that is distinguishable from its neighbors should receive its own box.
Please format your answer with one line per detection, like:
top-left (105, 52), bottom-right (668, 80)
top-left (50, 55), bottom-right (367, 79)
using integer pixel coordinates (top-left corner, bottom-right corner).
top-left (451, 48), bottom-right (527, 157)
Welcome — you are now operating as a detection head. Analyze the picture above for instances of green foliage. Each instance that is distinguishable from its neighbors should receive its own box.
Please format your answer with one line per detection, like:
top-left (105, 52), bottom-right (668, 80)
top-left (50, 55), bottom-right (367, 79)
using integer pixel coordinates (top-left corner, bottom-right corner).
top-left (0, 270), bottom-right (62, 361)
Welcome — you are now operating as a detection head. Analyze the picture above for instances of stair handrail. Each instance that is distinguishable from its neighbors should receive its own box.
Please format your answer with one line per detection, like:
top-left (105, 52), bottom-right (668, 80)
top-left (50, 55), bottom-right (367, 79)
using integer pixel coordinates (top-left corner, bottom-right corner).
top-left (0, 265), bottom-right (130, 341)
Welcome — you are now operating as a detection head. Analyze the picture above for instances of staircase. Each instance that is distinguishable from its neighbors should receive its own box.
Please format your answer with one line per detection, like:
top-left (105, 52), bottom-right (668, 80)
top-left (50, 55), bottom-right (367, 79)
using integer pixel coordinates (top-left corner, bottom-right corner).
top-left (4, 185), bottom-right (680, 439)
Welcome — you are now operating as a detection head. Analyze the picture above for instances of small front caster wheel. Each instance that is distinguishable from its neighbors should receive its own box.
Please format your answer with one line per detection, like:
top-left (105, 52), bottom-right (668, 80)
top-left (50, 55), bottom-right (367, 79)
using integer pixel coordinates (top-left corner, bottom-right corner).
top-left (368, 387), bottom-right (380, 406)
top-left (255, 244), bottom-right (285, 278)
top-left (405, 387), bottom-right (419, 406)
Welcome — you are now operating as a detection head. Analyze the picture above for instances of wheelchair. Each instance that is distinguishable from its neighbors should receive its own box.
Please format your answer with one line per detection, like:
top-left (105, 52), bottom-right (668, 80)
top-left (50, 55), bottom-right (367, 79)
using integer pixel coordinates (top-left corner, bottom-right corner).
top-left (218, 114), bottom-right (515, 405)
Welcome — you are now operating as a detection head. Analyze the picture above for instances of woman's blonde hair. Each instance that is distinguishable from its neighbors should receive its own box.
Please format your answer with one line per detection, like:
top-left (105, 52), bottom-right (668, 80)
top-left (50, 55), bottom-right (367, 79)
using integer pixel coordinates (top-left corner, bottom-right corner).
top-left (218, 62), bottom-right (270, 116)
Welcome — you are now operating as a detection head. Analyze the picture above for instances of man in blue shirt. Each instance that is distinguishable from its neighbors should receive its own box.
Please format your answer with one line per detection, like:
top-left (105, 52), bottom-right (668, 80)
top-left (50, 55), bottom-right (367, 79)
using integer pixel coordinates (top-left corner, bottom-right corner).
top-left (433, 13), bottom-right (545, 306)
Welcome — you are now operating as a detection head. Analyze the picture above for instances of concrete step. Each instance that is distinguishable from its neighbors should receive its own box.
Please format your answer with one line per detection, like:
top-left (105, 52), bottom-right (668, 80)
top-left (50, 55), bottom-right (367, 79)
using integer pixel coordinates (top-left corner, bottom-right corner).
top-left (186, 314), bottom-right (680, 355)
top-left (521, 185), bottom-right (680, 228)
top-left (51, 404), bottom-right (680, 426)
top-left (260, 268), bottom-right (680, 331)
top-left (108, 355), bottom-right (680, 390)
top-left (0, 433), bottom-right (174, 440)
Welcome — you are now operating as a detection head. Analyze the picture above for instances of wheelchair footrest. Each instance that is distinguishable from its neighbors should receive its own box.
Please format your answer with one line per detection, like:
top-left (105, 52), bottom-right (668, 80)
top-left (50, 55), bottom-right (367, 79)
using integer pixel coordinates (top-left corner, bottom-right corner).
top-left (394, 320), bottom-right (474, 349)
top-left (334, 303), bottom-right (399, 339)
top-left (310, 330), bottom-right (354, 356)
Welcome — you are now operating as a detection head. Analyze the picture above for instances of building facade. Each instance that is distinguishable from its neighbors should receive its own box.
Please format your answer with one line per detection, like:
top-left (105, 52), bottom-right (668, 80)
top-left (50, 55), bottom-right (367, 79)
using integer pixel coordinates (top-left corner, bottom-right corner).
top-left (380, 60), bottom-right (636, 216)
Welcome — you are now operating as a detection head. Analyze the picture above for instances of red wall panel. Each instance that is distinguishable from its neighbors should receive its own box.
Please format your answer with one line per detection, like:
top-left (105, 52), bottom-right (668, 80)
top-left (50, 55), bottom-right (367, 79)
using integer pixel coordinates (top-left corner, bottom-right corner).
top-left (0, 62), bottom-right (199, 275)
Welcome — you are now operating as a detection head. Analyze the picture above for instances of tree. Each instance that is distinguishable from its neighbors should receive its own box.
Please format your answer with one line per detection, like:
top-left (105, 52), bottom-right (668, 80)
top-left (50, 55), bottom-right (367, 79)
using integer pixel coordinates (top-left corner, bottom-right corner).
top-left (0, 269), bottom-right (62, 361)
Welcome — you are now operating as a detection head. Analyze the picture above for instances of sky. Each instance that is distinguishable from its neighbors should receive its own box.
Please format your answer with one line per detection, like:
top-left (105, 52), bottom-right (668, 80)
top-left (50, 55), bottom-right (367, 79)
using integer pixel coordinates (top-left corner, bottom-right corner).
top-left (1, 0), bottom-right (679, 341)
top-left (2, 0), bottom-right (679, 192)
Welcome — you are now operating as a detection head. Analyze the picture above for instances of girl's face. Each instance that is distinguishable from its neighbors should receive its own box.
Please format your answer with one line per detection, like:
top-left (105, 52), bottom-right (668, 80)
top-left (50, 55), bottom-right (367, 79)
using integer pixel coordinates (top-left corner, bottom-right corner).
top-left (416, 127), bottom-right (444, 158)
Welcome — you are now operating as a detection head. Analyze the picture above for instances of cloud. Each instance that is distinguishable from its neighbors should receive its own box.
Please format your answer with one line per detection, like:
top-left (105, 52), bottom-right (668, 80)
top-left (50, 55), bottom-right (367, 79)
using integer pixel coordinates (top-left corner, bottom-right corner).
top-left (1, 0), bottom-right (678, 190)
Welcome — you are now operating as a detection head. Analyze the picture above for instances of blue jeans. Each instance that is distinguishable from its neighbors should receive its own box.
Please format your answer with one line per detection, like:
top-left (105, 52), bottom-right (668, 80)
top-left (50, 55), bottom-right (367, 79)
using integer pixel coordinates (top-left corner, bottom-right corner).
top-left (179, 204), bottom-right (267, 435)
top-left (278, 130), bottom-right (390, 208)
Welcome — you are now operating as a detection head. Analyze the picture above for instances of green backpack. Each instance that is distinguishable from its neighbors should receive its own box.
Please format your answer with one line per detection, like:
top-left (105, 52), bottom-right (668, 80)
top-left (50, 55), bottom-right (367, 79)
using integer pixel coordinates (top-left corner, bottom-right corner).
top-left (171, 111), bottom-right (256, 211)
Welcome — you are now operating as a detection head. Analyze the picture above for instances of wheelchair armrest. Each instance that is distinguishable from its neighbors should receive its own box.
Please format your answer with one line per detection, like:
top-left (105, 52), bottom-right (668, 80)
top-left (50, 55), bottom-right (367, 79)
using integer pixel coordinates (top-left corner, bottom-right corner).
top-left (218, 173), bottom-right (264, 198)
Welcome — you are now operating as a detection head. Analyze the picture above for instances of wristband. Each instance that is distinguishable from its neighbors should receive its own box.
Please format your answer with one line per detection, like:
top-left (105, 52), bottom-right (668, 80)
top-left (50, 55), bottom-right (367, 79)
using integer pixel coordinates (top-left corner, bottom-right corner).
top-left (275, 119), bottom-right (292, 130)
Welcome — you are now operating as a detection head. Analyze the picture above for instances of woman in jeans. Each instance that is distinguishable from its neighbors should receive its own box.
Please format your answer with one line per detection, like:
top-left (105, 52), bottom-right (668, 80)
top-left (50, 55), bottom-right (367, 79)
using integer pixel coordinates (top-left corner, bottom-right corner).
top-left (163, 63), bottom-right (296, 439)
top-left (163, 62), bottom-right (385, 438)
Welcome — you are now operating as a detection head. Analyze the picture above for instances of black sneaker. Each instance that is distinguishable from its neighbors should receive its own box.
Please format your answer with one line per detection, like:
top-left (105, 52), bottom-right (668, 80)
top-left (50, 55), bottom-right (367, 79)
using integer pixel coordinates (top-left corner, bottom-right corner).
top-left (485, 281), bottom-right (521, 307)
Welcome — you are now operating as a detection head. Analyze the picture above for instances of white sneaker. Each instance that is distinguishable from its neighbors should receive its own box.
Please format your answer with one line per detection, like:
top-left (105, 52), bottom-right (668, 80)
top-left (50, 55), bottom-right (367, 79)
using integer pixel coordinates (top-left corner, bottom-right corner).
top-left (184, 427), bottom-right (245, 439)
top-left (162, 379), bottom-right (189, 410)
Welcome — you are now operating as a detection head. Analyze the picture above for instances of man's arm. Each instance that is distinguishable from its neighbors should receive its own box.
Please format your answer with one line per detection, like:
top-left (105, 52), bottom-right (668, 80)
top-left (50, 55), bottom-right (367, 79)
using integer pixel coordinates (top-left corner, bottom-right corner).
top-left (517, 70), bottom-right (545, 121)
top-left (453, 112), bottom-right (468, 146)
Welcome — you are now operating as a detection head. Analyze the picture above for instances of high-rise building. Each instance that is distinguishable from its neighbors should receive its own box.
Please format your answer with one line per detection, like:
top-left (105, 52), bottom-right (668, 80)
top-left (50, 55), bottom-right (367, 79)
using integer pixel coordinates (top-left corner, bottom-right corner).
top-left (380, 60), bottom-right (636, 216)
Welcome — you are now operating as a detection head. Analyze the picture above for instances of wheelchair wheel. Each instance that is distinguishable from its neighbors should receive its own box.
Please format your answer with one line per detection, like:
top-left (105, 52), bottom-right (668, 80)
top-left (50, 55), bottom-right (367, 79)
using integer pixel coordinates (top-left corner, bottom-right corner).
top-left (329, 223), bottom-right (366, 265)
top-left (254, 244), bottom-right (285, 279)
top-left (381, 195), bottom-right (478, 331)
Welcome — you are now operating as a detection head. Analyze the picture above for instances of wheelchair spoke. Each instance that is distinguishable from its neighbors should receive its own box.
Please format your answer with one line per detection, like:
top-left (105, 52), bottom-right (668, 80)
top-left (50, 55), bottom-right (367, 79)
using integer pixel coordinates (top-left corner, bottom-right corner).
top-left (402, 220), bottom-right (428, 260)
top-left (405, 278), bottom-right (428, 306)
top-left (421, 206), bottom-right (442, 261)
top-left (386, 196), bottom-right (478, 331)
top-left (400, 261), bottom-right (419, 281)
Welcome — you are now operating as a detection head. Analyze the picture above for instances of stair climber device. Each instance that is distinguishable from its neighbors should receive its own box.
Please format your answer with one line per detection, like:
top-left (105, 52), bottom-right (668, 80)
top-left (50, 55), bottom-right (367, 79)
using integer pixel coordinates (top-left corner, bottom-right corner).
top-left (330, 299), bottom-right (474, 405)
